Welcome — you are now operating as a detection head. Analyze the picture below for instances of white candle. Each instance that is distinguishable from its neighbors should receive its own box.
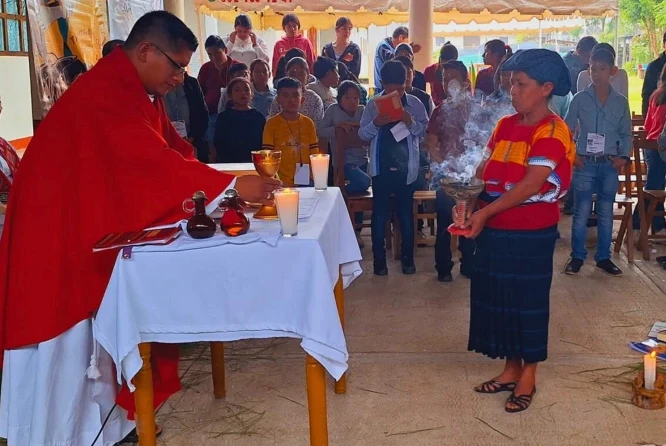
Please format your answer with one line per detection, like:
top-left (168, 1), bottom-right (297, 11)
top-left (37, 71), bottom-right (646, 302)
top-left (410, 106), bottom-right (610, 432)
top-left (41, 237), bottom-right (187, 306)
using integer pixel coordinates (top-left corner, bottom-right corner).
top-left (274, 188), bottom-right (299, 237)
top-left (310, 154), bottom-right (330, 191)
top-left (644, 351), bottom-right (657, 390)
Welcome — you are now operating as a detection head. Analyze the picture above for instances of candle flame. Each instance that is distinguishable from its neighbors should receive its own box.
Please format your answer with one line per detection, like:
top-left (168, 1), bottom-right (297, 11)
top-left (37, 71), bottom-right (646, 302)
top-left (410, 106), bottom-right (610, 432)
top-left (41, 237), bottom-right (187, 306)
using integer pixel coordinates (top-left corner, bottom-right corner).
top-left (651, 351), bottom-right (657, 359)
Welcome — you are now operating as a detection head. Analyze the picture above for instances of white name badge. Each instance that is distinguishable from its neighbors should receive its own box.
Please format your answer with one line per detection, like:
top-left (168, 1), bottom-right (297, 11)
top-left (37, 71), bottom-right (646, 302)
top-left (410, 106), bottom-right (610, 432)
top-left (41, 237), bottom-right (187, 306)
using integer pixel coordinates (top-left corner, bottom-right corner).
top-left (294, 163), bottom-right (311, 186)
top-left (586, 133), bottom-right (605, 155)
top-left (172, 120), bottom-right (188, 138)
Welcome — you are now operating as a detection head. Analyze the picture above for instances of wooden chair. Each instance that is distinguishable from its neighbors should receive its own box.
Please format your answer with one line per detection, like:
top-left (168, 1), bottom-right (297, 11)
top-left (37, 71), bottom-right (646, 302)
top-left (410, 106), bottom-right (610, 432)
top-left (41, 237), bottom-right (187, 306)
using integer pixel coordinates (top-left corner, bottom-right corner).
top-left (633, 134), bottom-right (666, 259)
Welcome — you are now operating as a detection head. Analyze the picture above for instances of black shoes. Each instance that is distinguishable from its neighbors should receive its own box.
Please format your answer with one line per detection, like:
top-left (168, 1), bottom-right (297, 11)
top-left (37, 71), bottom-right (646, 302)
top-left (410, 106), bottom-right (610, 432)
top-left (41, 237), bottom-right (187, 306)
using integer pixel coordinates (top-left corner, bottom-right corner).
top-left (373, 258), bottom-right (388, 276)
top-left (438, 272), bottom-right (453, 282)
top-left (596, 259), bottom-right (623, 276)
top-left (566, 258), bottom-right (623, 277)
top-left (401, 259), bottom-right (416, 275)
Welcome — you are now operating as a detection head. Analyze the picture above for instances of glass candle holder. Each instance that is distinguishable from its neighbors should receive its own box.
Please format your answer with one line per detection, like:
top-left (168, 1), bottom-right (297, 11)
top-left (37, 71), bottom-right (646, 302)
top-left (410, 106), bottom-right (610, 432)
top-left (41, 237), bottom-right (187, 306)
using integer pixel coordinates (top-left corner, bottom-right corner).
top-left (310, 154), bottom-right (330, 191)
top-left (274, 188), bottom-right (299, 237)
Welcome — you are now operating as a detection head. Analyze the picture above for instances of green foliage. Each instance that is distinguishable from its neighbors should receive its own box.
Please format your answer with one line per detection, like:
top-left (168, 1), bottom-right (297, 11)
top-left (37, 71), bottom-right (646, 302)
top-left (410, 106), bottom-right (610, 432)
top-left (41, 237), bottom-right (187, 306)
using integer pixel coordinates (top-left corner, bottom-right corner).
top-left (569, 27), bottom-right (584, 42)
top-left (621, 0), bottom-right (664, 56)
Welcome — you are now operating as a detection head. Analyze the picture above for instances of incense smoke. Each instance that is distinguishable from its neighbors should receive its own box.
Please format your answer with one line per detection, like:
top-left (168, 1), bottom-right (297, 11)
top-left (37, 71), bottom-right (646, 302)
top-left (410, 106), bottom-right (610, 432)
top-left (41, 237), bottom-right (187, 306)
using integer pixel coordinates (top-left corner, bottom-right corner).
top-left (429, 81), bottom-right (515, 186)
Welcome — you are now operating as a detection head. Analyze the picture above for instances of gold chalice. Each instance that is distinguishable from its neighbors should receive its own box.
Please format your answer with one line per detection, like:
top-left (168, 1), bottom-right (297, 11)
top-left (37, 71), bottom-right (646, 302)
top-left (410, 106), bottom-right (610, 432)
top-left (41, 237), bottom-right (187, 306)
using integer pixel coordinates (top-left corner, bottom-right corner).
top-left (251, 150), bottom-right (282, 220)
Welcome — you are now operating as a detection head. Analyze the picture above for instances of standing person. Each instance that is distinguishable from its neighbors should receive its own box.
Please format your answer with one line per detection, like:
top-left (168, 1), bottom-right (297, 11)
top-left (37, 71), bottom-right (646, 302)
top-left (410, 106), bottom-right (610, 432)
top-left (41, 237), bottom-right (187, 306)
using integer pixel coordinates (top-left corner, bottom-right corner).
top-left (563, 36), bottom-right (598, 95)
top-left (427, 61), bottom-right (476, 282)
top-left (270, 57), bottom-right (324, 127)
top-left (359, 60), bottom-right (428, 276)
top-left (215, 77), bottom-right (266, 163)
top-left (0, 12), bottom-right (279, 446)
top-left (198, 35), bottom-right (237, 155)
top-left (263, 77), bottom-right (319, 186)
top-left (394, 43), bottom-right (426, 91)
top-left (374, 26), bottom-right (421, 92)
top-left (463, 49), bottom-right (575, 413)
top-left (224, 14), bottom-right (270, 67)
top-left (564, 45), bottom-right (631, 276)
top-left (272, 13), bottom-right (316, 74)
top-left (634, 64), bottom-right (666, 233)
top-left (424, 42), bottom-right (458, 106)
top-left (394, 56), bottom-right (434, 115)
top-left (164, 72), bottom-right (210, 163)
top-left (642, 32), bottom-right (666, 116)
top-left (250, 59), bottom-right (276, 118)
top-left (322, 17), bottom-right (361, 78)
top-left (476, 40), bottom-right (511, 96)
top-left (308, 56), bottom-right (339, 109)
top-left (577, 43), bottom-right (628, 98)
top-left (216, 62), bottom-right (250, 113)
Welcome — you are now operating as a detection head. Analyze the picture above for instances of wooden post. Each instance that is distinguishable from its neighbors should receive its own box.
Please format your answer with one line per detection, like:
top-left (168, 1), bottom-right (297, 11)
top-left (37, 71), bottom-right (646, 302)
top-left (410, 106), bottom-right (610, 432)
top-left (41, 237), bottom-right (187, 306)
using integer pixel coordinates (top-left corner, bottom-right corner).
top-left (210, 342), bottom-right (227, 398)
top-left (333, 271), bottom-right (346, 394)
top-left (134, 343), bottom-right (157, 446)
top-left (306, 355), bottom-right (328, 446)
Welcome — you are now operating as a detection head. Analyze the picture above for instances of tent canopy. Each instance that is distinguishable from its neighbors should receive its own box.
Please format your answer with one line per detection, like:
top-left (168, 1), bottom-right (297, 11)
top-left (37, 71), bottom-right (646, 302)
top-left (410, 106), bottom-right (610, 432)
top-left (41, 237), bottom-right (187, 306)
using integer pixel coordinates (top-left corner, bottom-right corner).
top-left (197, 0), bottom-right (615, 28)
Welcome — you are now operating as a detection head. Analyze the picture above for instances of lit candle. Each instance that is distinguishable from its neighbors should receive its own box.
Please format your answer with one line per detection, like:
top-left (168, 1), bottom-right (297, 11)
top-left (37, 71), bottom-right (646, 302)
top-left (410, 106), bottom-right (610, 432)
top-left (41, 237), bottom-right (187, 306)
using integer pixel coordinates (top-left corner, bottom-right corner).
top-left (644, 351), bottom-right (657, 390)
top-left (310, 154), bottom-right (330, 191)
top-left (273, 188), bottom-right (299, 237)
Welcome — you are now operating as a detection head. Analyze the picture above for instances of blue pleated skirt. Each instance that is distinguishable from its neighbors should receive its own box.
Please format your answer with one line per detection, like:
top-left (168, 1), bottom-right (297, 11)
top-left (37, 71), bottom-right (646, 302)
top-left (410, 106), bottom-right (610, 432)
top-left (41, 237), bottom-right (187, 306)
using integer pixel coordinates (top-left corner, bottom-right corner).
top-left (468, 225), bottom-right (558, 363)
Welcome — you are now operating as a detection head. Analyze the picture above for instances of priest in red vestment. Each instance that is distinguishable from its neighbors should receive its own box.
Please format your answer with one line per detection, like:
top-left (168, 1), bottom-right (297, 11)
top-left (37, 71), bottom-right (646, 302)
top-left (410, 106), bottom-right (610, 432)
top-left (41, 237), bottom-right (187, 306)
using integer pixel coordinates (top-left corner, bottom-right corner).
top-left (0, 11), bottom-right (279, 445)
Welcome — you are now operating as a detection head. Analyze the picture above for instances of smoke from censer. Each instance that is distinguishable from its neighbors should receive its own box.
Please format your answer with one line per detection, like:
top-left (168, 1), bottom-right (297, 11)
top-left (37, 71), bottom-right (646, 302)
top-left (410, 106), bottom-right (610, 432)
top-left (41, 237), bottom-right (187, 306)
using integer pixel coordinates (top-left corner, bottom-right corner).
top-left (429, 81), bottom-right (515, 187)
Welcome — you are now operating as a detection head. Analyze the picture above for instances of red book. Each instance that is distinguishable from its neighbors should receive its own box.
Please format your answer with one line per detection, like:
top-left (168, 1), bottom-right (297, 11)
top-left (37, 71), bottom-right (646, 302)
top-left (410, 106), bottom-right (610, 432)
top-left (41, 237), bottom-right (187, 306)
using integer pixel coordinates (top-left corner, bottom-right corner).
top-left (92, 227), bottom-right (182, 252)
top-left (374, 91), bottom-right (404, 121)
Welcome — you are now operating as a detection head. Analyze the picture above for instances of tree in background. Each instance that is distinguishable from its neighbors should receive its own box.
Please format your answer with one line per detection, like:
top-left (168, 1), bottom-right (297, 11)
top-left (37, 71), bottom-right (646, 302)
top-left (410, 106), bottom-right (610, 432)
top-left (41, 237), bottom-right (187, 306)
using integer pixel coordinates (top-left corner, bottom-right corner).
top-left (621, 0), bottom-right (664, 57)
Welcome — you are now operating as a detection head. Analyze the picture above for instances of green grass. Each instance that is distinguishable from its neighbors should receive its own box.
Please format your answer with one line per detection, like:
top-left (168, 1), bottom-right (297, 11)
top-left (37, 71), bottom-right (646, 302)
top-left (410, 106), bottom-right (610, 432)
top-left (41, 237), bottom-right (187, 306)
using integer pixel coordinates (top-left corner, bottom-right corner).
top-left (628, 74), bottom-right (642, 115)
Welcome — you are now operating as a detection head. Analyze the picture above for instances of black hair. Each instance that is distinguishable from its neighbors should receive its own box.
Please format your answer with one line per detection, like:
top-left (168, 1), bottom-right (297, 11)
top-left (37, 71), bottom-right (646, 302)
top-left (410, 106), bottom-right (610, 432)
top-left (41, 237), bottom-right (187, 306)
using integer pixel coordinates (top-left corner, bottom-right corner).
top-left (442, 60), bottom-right (469, 81)
top-left (102, 39), bottom-right (124, 57)
top-left (392, 26), bottom-right (409, 40)
top-left (282, 13), bottom-right (300, 30)
top-left (336, 17), bottom-right (353, 29)
top-left (285, 47), bottom-right (306, 61)
top-left (336, 61), bottom-right (360, 84)
top-left (204, 35), bottom-right (226, 50)
top-left (485, 39), bottom-right (510, 58)
top-left (250, 59), bottom-right (270, 74)
top-left (381, 60), bottom-right (407, 85)
top-left (229, 62), bottom-right (249, 77)
top-left (576, 36), bottom-right (599, 53)
top-left (276, 76), bottom-right (302, 93)
top-left (393, 55), bottom-right (413, 70)
top-left (234, 14), bottom-right (252, 29)
top-left (395, 43), bottom-right (413, 56)
top-left (336, 80), bottom-right (361, 103)
top-left (286, 57), bottom-right (309, 73)
top-left (125, 11), bottom-right (198, 52)
top-left (593, 42), bottom-right (616, 58)
top-left (225, 77), bottom-right (252, 110)
top-left (313, 56), bottom-right (337, 80)
top-left (439, 42), bottom-right (458, 61)
top-left (590, 45), bottom-right (615, 66)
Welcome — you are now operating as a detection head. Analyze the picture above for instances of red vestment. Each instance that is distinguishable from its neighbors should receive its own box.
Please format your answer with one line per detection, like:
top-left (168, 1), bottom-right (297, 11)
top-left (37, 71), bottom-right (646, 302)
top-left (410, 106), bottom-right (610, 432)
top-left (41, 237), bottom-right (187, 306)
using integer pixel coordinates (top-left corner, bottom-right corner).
top-left (0, 48), bottom-right (234, 417)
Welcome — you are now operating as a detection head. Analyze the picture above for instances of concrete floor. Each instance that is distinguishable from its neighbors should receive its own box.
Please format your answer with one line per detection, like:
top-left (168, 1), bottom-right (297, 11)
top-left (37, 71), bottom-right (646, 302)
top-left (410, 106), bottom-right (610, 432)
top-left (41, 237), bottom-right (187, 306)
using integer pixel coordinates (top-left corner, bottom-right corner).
top-left (154, 217), bottom-right (666, 446)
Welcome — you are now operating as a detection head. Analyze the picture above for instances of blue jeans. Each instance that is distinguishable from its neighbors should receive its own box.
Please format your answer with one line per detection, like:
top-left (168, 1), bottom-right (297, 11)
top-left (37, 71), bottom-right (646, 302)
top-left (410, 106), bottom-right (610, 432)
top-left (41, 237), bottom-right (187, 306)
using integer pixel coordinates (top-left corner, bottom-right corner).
top-left (345, 163), bottom-right (371, 227)
top-left (571, 159), bottom-right (619, 262)
top-left (371, 171), bottom-right (416, 261)
top-left (632, 148), bottom-right (666, 231)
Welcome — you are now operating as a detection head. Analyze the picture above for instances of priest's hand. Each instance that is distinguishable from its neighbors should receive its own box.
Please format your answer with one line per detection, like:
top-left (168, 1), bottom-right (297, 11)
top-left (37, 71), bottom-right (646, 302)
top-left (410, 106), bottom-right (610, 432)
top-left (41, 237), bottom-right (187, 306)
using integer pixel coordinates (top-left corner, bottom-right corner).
top-left (235, 175), bottom-right (282, 205)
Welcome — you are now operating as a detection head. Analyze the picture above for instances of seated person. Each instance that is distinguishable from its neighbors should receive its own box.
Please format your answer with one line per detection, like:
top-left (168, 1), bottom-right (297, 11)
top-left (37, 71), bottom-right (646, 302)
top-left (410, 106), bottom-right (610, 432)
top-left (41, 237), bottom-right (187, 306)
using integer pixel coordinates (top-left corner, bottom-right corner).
top-left (217, 62), bottom-right (250, 113)
top-left (215, 77), bottom-right (266, 163)
top-left (427, 61), bottom-right (476, 282)
top-left (263, 77), bottom-right (319, 186)
top-left (359, 60), bottom-right (428, 276)
top-left (274, 47), bottom-right (316, 88)
top-left (308, 56), bottom-right (339, 109)
top-left (250, 59), bottom-right (276, 117)
top-left (337, 62), bottom-right (368, 105)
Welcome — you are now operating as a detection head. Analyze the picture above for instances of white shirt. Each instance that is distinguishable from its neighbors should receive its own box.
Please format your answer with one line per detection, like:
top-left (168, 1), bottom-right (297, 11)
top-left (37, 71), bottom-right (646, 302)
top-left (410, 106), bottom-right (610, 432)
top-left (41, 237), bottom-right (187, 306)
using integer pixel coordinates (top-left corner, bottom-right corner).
top-left (223, 36), bottom-right (270, 67)
top-left (577, 69), bottom-right (629, 98)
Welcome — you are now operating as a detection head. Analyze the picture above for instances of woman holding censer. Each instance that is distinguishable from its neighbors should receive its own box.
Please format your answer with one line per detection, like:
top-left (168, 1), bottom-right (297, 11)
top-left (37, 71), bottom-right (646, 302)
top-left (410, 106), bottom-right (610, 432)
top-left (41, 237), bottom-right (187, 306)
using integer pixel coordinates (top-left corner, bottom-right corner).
top-left (459, 49), bottom-right (575, 413)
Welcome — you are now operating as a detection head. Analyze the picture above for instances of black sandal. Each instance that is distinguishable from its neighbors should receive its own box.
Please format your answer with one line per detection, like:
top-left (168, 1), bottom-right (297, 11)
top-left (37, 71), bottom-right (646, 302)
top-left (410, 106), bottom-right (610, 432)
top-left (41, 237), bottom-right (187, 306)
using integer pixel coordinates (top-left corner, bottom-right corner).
top-left (117, 425), bottom-right (163, 444)
top-left (474, 379), bottom-right (517, 394)
top-left (505, 387), bottom-right (537, 413)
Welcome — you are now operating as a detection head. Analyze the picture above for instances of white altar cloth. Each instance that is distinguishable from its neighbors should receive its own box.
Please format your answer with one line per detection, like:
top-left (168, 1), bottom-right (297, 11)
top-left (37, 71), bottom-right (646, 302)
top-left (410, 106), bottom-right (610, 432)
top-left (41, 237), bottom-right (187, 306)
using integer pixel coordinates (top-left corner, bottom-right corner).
top-left (94, 187), bottom-right (362, 392)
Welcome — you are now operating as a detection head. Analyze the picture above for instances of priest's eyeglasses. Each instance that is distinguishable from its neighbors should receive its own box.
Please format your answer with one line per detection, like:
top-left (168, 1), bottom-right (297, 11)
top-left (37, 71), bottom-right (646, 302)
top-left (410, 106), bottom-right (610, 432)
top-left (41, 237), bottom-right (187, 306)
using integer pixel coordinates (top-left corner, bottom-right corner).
top-left (150, 43), bottom-right (187, 77)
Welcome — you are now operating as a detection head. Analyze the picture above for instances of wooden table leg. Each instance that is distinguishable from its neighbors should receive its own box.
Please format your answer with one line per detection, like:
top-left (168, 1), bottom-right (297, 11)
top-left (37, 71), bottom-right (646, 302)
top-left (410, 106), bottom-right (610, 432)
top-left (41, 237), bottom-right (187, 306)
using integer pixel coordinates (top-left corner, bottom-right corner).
top-left (306, 354), bottom-right (328, 446)
top-left (210, 342), bottom-right (226, 398)
top-left (333, 272), bottom-right (346, 394)
top-left (135, 343), bottom-right (157, 446)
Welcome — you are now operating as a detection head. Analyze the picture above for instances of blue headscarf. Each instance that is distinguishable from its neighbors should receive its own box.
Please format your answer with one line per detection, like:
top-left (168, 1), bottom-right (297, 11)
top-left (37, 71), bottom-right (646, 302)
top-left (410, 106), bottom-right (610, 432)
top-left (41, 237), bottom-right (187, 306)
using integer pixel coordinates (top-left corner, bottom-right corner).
top-left (501, 49), bottom-right (571, 97)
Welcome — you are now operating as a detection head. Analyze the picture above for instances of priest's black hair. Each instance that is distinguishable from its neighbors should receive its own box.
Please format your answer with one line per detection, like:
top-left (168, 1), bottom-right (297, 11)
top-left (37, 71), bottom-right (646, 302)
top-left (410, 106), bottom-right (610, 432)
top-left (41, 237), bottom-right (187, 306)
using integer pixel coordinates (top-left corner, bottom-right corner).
top-left (125, 11), bottom-right (198, 53)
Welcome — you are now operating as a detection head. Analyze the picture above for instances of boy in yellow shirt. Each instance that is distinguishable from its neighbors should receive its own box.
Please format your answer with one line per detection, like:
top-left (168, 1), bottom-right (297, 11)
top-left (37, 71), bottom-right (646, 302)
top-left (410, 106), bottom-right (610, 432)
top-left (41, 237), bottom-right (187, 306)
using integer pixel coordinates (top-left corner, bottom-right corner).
top-left (263, 77), bottom-right (319, 186)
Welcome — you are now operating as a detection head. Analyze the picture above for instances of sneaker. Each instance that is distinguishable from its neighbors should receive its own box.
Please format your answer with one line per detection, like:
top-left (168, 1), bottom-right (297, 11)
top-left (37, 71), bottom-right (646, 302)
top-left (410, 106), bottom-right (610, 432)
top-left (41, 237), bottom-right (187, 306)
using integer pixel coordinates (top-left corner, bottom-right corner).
top-left (565, 258), bottom-right (584, 275)
top-left (438, 272), bottom-right (453, 282)
top-left (401, 259), bottom-right (416, 275)
top-left (373, 258), bottom-right (388, 276)
top-left (596, 259), bottom-right (623, 276)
